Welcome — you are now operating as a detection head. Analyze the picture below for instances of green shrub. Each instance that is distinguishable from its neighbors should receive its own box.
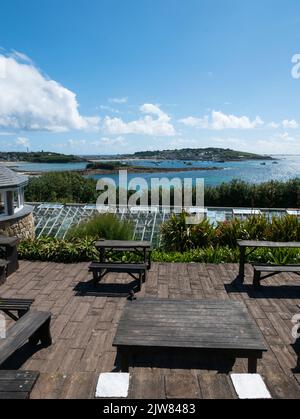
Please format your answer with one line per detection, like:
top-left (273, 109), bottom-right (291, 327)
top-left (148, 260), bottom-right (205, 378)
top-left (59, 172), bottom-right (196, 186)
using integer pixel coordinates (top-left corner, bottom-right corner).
top-left (66, 213), bottom-right (134, 241)
top-left (18, 237), bottom-right (300, 264)
top-left (161, 213), bottom-right (218, 252)
top-left (19, 237), bottom-right (99, 263)
top-left (160, 212), bottom-right (192, 252)
top-left (161, 214), bottom-right (300, 251)
top-left (215, 219), bottom-right (246, 248)
top-left (266, 215), bottom-right (300, 242)
top-left (204, 178), bottom-right (300, 208)
top-left (152, 247), bottom-right (239, 263)
top-left (25, 171), bottom-right (97, 204)
top-left (26, 172), bottom-right (300, 209)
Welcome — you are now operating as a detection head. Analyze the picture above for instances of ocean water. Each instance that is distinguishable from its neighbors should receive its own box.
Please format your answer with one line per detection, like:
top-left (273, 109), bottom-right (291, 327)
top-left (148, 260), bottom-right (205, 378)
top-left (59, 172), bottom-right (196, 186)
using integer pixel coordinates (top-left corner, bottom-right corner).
top-left (14, 155), bottom-right (300, 187)
top-left (15, 162), bottom-right (88, 172)
top-left (91, 155), bottom-right (300, 187)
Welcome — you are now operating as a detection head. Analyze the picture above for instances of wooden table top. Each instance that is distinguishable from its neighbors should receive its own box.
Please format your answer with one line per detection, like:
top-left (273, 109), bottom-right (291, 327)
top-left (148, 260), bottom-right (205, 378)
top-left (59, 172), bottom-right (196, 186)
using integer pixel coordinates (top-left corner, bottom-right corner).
top-left (95, 240), bottom-right (151, 249)
top-left (237, 240), bottom-right (300, 248)
top-left (113, 298), bottom-right (267, 352)
top-left (0, 236), bottom-right (19, 246)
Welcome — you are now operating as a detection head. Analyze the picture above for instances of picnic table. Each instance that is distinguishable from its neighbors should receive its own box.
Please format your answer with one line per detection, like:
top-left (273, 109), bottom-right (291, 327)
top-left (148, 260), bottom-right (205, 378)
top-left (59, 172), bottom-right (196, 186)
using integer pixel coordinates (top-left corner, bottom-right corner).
top-left (95, 240), bottom-right (152, 269)
top-left (237, 240), bottom-right (300, 282)
top-left (113, 298), bottom-right (267, 374)
top-left (89, 240), bottom-right (152, 291)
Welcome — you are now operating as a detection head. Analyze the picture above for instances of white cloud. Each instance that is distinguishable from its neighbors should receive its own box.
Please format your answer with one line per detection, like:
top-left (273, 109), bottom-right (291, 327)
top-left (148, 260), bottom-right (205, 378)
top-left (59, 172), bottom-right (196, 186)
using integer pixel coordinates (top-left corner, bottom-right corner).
top-left (211, 132), bottom-right (300, 154)
top-left (282, 119), bottom-right (299, 129)
top-left (179, 111), bottom-right (264, 130)
top-left (278, 132), bottom-right (295, 141)
top-left (178, 116), bottom-right (203, 128)
top-left (205, 111), bottom-right (264, 130)
top-left (102, 103), bottom-right (176, 136)
top-left (0, 52), bottom-right (100, 133)
top-left (267, 121), bottom-right (280, 129)
top-left (16, 137), bottom-right (30, 148)
top-left (108, 97), bottom-right (128, 104)
top-left (67, 139), bottom-right (87, 147)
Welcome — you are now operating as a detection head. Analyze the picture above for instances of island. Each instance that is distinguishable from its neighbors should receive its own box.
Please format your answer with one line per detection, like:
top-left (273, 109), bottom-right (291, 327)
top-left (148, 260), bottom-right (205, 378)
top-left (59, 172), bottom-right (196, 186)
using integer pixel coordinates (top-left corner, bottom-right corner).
top-left (0, 148), bottom-right (275, 177)
top-left (117, 148), bottom-right (273, 162)
top-left (0, 151), bottom-right (86, 164)
top-left (83, 161), bottom-right (222, 175)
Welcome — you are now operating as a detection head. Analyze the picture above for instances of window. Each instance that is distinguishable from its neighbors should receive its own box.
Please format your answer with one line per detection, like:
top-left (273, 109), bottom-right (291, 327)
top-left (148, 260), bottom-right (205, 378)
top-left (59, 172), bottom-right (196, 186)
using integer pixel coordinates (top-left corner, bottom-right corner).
top-left (13, 188), bottom-right (24, 212)
top-left (0, 192), bottom-right (5, 215)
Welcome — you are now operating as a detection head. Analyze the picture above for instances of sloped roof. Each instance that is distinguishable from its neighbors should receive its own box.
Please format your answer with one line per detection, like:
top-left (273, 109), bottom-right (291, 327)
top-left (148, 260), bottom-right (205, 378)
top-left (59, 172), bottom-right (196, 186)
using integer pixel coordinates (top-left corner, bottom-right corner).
top-left (0, 164), bottom-right (28, 189)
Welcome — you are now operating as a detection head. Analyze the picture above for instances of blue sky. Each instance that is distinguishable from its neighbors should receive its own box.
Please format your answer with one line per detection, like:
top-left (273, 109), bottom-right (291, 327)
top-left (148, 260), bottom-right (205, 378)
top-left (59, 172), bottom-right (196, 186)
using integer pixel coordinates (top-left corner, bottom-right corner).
top-left (1, 0), bottom-right (300, 155)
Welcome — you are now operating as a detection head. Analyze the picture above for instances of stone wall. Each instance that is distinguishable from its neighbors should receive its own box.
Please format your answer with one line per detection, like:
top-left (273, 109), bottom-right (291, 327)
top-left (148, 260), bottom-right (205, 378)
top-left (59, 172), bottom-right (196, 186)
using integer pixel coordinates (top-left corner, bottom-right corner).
top-left (0, 211), bottom-right (35, 239)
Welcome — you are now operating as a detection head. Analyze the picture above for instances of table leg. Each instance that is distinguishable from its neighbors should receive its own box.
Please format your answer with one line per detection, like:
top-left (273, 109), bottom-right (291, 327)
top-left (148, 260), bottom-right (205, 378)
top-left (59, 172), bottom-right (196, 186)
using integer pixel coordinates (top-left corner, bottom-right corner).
top-left (92, 270), bottom-right (99, 285)
top-left (248, 357), bottom-right (258, 373)
top-left (96, 248), bottom-right (106, 284)
top-left (120, 350), bottom-right (129, 372)
top-left (99, 248), bottom-right (106, 263)
top-left (239, 247), bottom-right (246, 283)
top-left (6, 245), bottom-right (19, 276)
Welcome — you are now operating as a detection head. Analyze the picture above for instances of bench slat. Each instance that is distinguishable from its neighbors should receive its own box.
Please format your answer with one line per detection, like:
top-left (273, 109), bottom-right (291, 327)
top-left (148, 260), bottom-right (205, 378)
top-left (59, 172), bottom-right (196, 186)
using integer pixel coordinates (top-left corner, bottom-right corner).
top-left (0, 380), bottom-right (36, 392)
top-left (0, 392), bottom-right (28, 399)
top-left (253, 265), bottom-right (300, 273)
top-left (238, 240), bottom-right (300, 248)
top-left (0, 371), bottom-right (38, 381)
top-left (89, 263), bottom-right (147, 273)
top-left (0, 298), bottom-right (34, 304)
top-left (0, 298), bottom-right (34, 310)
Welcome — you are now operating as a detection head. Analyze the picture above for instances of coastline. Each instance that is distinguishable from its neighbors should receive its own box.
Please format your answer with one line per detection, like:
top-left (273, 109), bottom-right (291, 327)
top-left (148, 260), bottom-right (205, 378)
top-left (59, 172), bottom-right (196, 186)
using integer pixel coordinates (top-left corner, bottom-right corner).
top-left (13, 165), bottom-right (224, 177)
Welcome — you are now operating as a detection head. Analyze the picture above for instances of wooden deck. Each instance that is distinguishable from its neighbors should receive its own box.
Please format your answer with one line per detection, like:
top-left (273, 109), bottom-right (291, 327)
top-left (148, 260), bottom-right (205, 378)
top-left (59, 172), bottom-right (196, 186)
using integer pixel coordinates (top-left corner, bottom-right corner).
top-left (0, 261), bottom-right (300, 399)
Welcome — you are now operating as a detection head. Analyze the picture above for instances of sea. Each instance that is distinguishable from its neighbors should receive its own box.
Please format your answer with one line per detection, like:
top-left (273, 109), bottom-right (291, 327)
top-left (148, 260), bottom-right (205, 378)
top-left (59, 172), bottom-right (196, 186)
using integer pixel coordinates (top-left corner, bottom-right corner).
top-left (12, 155), bottom-right (300, 187)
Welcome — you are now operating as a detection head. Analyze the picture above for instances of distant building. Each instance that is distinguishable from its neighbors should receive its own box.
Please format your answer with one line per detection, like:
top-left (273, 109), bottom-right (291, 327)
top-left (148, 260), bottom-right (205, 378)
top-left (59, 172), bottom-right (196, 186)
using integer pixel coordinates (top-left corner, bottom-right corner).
top-left (0, 165), bottom-right (35, 238)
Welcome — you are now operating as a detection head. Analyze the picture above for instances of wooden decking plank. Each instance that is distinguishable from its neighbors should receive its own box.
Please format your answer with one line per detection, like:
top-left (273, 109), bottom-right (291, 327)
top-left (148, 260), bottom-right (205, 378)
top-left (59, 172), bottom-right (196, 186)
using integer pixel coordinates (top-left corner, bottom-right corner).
top-left (198, 373), bottom-right (236, 399)
top-left (1, 260), bottom-right (299, 399)
top-left (165, 373), bottom-right (201, 399)
top-left (264, 371), bottom-right (300, 399)
top-left (129, 371), bottom-right (166, 399)
top-left (29, 373), bottom-right (69, 399)
top-left (60, 372), bottom-right (97, 399)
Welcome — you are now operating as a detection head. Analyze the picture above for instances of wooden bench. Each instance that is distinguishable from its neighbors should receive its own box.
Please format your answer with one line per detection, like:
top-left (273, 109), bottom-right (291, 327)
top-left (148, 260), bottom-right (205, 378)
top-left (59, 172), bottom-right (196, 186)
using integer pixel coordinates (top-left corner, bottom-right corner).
top-left (89, 262), bottom-right (147, 289)
top-left (0, 311), bottom-right (52, 367)
top-left (0, 370), bottom-right (39, 399)
top-left (0, 260), bottom-right (8, 285)
top-left (237, 240), bottom-right (300, 282)
top-left (0, 298), bottom-right (34, 321)
top-left (252, 264), bottom-right (300, 288)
